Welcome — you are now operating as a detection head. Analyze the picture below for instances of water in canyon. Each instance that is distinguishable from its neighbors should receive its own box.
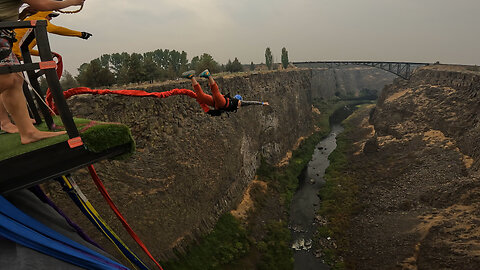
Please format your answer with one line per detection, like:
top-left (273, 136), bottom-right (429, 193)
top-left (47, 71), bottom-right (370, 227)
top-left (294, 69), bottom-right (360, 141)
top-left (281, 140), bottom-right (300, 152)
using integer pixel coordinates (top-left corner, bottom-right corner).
top-left (289, 124), bottom-right (344, 270)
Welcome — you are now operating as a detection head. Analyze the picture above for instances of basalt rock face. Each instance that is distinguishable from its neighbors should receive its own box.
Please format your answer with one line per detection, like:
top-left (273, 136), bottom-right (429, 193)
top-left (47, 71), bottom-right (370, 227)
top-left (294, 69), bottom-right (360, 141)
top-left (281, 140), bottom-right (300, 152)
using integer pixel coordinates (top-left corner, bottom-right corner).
top-left (49, 70), bottom-right (315, 261)
top-left (349, 65), bottom-right (480, 269)
top-left (310, 66), bottom-right (396, 100)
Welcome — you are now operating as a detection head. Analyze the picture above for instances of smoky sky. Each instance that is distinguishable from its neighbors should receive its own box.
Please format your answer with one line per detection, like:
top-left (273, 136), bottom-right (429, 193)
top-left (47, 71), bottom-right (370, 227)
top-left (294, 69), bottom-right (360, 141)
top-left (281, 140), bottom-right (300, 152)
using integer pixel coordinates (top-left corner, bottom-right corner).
top-left (43, 0), bottom-right (480, 74)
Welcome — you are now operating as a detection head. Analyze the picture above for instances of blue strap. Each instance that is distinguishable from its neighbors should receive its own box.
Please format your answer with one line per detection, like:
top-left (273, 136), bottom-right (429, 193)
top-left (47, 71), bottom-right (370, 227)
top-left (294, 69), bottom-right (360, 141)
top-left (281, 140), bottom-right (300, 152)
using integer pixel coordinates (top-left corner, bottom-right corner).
top-left (60, 177), bottom-right (150, 270)
top-left (0, 195), bottom-right (129, 270)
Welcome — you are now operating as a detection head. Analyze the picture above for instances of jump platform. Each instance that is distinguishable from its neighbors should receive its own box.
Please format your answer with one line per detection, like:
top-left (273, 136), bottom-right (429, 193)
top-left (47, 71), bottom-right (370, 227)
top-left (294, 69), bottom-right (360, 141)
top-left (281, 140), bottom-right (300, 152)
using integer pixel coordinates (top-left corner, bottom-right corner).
top-left (0, 118), bottom-right (135, 194)
top-left (0, 20), bottom-right (135, 194)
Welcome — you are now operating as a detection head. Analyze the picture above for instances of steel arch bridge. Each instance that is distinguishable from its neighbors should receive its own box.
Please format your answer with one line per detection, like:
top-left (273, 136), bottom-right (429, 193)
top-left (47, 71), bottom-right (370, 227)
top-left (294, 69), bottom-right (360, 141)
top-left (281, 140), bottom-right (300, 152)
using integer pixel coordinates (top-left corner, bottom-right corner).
top-left (292, 61), bottom-right (431, 80)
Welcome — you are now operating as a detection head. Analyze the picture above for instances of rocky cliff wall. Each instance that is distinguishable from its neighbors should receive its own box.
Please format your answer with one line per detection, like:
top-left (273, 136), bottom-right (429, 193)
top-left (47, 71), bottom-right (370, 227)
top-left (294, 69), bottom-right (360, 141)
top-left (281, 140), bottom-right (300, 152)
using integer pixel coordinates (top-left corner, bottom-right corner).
top-left (346, 65), bottom-right (480, 269)
top-left (309, 66), bottom-right (396, 100)
top-left (374, 65), bottom-right (480, 166)
top-left (48, 69), bottom-right (315, 260)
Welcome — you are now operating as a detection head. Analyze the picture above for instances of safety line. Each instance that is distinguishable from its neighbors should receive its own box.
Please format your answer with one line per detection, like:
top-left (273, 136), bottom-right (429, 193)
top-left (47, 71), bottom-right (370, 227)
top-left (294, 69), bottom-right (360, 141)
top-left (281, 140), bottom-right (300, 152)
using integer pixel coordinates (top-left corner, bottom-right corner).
top-left (88, 165), bottom-right (164, 270)
top-left (60, 175), bottom-right (149, 270)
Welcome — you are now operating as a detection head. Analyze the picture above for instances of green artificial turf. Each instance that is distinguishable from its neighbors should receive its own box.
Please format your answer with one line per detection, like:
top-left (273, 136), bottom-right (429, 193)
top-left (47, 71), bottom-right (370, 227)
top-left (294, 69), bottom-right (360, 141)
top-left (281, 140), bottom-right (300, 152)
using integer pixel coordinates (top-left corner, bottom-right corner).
top-left (81, 123), bottom-right (135, 160)
top-left (0, 116), bottom-right (135, 162)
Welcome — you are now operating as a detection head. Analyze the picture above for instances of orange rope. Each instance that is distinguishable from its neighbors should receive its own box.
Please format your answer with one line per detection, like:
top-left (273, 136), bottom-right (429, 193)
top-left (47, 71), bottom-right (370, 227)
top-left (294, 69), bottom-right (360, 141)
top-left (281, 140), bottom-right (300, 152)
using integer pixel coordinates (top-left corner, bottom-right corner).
top-left (88, 165), bottom-right (164, 270)
top-left (46, 53), bottom-right (211, 115)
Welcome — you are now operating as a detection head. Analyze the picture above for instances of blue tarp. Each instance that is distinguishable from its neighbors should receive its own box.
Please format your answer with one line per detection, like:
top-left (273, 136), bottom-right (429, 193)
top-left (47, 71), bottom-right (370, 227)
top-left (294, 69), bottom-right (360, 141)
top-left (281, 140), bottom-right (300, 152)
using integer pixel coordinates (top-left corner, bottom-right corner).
top-left (0, 189), bottom-right (129, 270)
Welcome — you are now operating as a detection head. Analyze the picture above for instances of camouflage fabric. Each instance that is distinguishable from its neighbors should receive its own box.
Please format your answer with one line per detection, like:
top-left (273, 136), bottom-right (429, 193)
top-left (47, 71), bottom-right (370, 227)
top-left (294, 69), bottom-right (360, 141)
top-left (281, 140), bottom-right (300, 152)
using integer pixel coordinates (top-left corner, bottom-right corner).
top-left (0, 29), bottom-right (19, 65)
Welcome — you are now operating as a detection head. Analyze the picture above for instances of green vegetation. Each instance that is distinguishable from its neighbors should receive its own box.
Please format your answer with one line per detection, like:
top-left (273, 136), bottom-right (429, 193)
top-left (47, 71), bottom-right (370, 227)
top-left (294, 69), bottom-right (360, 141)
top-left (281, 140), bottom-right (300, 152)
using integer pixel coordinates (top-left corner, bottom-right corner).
top-left (77, 50), bottom-right (189, 87)
top-left (192, 53), bottom-right (221, 75)
top-left (257, 221), bottom-right (294, 270)
top-left (281, 47), bottom-right (289, 69)
top-left (265, 47), bottom-right (273, 70)
top-left (75, 49), bottom-right (263, 88)
top-left (250, 100), bottom-right (371, 269)
top-left (81, 123), bottom-right (135, 158)
top-left (315, 107), bottom-right (364, 269)
top-left (60, 71), bottom-right (80, 90)
top-left (162, 214), bottom-right (250, 270)
top-left (335, 88), bottom-right (378, 100)
top-left (0, 117), bottom-right (135, 162)
top-left (225, 57), bottom-right (244, 73)
top-left (247, 99), bottom-right (355, 269)
top-left (257, 129), bottom-right (330, 207)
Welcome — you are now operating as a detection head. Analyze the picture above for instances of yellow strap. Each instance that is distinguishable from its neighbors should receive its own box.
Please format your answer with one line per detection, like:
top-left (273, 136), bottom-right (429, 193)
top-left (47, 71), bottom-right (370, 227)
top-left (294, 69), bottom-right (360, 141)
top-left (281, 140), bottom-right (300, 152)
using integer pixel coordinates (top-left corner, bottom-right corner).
top-left (61, 176), bottom-right (144, 270)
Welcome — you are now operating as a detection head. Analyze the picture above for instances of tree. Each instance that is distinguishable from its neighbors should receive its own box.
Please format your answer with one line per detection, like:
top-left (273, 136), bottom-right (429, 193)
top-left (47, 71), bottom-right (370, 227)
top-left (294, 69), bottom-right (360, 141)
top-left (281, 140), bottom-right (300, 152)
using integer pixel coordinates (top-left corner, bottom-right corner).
top-left (60, 70), bottom-right (79, 90)
top-left (225, 57), bottom-right (243, 72)
top-left (225, 59), bottom-right (232, 71)
top-left (190, 56), bottom-right (200, 71)
top-left (75, 63), bottom-right (90, 86)
top-left (265, 47), bottom-right (273, 70)
top-left (152, 49), bottom-right (167, 69)
top-left (128, 53), bottom-right (145, 83)
top-left (99, 54), bottom-right (111, 69)
top-left (142, 53), bottom-right (158, 83)
top-left (195, 53), bottom-right (220, 74)
top-left (281, 47), bottom-right (289, 69)
top-left (109, 53), bottom-right (124, 74)
top-left (179, 51), bottom-right (188, 73)
top-left (76, 59), bottom-right (115, 87)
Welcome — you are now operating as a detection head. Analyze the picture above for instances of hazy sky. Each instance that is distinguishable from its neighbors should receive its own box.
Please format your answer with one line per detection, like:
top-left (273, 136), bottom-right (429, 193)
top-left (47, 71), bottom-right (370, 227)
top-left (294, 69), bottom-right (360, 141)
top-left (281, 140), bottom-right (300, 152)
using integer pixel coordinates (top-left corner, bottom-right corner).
top-left (42, 0), bottom-right (480, 74)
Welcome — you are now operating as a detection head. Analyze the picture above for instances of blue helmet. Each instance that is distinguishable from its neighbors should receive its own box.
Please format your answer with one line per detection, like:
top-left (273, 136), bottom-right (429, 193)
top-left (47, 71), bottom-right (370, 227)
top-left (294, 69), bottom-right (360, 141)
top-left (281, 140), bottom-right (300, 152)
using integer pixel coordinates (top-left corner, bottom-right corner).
top-left (234, 94), bottom-right (242, 100)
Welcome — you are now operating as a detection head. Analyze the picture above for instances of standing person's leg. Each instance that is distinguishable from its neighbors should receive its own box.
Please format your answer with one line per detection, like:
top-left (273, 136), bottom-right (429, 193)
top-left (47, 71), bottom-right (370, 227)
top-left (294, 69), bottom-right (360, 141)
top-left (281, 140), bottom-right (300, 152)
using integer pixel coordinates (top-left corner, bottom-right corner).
top-left (0, 95), bottom-right (18, 133)
top-left (199, 70), bottom-right (226, 109)
top-left (182, 70), bottom-right (214, 107)
top-left (0, 73), bottom-right (65, 144)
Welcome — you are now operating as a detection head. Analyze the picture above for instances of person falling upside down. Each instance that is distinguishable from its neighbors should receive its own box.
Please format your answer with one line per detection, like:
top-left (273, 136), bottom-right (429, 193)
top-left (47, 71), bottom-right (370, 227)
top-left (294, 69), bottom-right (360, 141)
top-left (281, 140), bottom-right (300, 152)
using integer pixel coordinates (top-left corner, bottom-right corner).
top-left (182, 69), bottom-right (269, 116)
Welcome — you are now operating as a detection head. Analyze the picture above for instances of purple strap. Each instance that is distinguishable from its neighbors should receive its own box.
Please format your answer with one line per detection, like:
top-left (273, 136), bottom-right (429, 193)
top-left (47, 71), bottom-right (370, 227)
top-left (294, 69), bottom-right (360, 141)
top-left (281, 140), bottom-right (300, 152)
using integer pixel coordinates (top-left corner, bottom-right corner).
top-left (29, 186), bottom-right (103, 250)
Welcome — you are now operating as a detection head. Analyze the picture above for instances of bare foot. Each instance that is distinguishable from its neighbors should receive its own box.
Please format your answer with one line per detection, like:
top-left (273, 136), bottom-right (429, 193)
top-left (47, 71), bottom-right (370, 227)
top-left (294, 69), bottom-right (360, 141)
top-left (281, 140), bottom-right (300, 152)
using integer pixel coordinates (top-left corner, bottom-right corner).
top-left (1, 122), bottom-right (19, 133)
top-left (21, 130), bottom-right (66, 144)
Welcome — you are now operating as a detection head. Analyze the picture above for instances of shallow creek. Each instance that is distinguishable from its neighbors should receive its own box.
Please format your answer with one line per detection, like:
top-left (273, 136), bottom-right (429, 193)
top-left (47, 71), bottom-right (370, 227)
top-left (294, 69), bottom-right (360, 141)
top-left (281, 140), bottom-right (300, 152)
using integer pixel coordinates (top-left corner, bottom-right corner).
top-left (289, 124), bottom-right (344, 270)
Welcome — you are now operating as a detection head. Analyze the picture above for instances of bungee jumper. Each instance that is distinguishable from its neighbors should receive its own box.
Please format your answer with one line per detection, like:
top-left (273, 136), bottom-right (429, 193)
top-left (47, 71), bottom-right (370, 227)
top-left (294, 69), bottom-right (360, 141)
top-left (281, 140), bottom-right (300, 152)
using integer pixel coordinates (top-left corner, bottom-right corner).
top-left (182, 69), bottom-right (269, 116)
top-left (12, 10), bottom-right (92, 59)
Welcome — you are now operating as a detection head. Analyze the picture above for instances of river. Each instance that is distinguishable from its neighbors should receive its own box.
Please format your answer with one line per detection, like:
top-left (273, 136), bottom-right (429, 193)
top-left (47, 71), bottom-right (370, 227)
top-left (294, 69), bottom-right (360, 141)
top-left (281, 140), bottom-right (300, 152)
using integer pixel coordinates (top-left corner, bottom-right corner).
top-left (289, 124), bottom-right (344, 270)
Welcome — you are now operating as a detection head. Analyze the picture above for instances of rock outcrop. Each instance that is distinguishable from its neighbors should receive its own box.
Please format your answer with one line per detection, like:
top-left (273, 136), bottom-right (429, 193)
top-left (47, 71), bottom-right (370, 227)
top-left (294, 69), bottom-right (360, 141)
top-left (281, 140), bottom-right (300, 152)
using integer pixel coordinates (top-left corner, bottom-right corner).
top-left (347, 65), bottom-right (480, 269)
top-left (310, 66), bottom-right (396, 100)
